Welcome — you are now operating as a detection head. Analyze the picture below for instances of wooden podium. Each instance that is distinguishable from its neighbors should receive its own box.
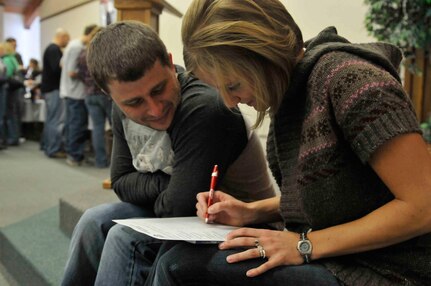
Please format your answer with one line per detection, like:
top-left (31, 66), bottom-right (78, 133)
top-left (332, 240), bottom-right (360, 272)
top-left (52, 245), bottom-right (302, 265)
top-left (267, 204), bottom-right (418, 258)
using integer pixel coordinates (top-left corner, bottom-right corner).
top-left (115, 0), bottom-right (163, 32)
top-left (114, 0), bottom-right (182, 32)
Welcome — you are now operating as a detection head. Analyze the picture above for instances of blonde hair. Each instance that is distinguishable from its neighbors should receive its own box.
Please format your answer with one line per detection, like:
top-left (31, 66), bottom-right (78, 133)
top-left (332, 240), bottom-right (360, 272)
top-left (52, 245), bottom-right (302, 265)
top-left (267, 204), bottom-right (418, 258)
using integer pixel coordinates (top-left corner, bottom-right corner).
top-left (182, 0), bottom-right (303, 126)
top-left (3, 42), bottom-right (15, 55)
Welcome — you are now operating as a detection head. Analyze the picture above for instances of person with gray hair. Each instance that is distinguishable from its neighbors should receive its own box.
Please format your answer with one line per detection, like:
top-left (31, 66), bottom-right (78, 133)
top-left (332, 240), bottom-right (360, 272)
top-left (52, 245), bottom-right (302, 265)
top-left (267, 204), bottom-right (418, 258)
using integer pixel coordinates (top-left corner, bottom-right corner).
top-left (61, 20), bottom-right (277, 286)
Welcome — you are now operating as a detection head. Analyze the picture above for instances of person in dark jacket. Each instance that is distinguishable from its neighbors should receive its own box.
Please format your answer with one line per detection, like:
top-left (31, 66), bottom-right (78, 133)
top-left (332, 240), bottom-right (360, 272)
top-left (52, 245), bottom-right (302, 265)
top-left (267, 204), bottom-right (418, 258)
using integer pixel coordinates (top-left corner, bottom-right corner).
top-left (40, 28), bottom-right (69, 157)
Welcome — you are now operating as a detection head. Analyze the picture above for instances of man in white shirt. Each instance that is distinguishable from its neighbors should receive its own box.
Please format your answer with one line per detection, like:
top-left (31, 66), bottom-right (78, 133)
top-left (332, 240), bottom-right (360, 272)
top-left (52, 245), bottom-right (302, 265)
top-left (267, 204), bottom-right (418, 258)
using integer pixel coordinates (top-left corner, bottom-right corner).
top-left (60, 24), bottom-right (97, 166)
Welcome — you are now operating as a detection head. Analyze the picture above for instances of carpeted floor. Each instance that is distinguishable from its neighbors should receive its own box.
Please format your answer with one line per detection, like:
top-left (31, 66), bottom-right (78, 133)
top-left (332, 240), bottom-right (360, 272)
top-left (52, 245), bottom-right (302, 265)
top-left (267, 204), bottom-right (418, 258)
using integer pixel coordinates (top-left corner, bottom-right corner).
top-left (0, 140), bottom-right (110, 285)
top-left (0, 140), bottom-right (110, 228)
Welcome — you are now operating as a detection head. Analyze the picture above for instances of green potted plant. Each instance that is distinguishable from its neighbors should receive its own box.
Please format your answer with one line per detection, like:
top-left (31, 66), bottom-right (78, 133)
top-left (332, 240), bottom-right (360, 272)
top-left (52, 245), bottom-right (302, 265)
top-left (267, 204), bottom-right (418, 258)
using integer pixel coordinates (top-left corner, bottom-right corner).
top-left (365, 0), bottom-right (431, 135)
top-left (364, 0), bottom-right (431, 74)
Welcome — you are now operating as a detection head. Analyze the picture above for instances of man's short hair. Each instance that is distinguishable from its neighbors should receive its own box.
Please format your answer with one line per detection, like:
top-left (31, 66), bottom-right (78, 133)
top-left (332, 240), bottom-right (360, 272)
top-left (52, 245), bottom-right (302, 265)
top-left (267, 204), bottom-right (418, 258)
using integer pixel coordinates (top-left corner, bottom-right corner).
top-left (5, 37), bottom-right (16, 43)
top-left (87, 21), bottom-right (170, 93)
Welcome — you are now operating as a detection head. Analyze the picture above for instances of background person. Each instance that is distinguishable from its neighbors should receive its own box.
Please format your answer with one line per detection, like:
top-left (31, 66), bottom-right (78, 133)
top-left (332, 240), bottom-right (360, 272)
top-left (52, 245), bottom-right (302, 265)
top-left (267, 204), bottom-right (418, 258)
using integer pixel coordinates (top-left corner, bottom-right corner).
top-left (60, 24), bottom-right (97, 166)
top-left (24, 58), bottom-right (42, 102)
top-left (77, 26), bottom-right (112, 168)
top-left (40, 28), bottom-right (70, 157)
top-left (2, 41), bottom-right (23, 146)
top-left (5, 37), bottom-right (24, 72)
top-left (0, 43), bottom-right (8, 149)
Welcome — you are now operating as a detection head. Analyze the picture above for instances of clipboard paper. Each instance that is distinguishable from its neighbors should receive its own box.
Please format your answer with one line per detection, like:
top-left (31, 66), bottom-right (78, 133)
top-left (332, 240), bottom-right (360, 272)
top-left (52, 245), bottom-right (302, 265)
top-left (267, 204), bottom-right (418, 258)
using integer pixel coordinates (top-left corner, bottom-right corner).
top-left (113, 216), bottom-right (239, 243)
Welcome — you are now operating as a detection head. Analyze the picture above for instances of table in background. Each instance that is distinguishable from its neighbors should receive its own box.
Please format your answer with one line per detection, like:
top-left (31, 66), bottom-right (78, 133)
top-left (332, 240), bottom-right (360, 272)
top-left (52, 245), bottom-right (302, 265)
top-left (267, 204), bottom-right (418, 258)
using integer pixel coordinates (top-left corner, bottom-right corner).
top-left (21, 98), bottom-right (46, 123)
top-left (21, 99), bottom-right (45, 141)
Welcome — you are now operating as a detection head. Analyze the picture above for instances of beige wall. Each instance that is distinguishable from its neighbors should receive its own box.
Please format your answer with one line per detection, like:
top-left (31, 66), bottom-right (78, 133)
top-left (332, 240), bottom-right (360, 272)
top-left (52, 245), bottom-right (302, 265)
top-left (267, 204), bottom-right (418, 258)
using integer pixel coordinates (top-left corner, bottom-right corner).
top-left (40, 0), bottom-right (94, 19)
top-left (286, 0), bottom-right (374, 43)
top-left (159, 0), bottom-right (192, 67)
top-left (40, 1), bottom-right (99, 57)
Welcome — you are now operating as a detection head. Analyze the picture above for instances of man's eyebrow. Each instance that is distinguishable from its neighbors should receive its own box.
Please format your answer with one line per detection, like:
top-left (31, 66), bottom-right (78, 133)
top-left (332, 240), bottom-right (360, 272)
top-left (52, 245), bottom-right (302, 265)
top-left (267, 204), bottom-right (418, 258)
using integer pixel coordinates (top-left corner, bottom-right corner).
top-left (121, 96), bottom-right (142, 105)
top-left (150, 79), bottom-right (168, 92)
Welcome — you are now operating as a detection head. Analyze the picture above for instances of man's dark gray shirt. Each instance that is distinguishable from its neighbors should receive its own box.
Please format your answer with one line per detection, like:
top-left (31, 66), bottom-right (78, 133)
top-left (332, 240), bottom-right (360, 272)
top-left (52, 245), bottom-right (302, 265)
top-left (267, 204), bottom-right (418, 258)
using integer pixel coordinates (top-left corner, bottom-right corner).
top-left (110, 69), bottom-right (247, 217)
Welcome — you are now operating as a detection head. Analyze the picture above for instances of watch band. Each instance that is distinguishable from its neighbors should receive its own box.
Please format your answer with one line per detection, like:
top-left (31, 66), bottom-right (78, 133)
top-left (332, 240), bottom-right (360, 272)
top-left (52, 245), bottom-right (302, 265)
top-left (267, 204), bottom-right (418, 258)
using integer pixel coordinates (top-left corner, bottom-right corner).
top-left (297, 229), bottom-right (312, 264)
top-left (300, 232), bottom-right (311, 263)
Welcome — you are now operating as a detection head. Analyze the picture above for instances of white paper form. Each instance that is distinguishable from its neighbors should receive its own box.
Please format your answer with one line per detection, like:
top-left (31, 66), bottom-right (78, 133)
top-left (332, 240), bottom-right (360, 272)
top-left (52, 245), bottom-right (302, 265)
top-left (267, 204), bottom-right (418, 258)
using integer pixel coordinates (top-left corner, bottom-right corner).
top-left (114, 216), bottom-right (239, 243)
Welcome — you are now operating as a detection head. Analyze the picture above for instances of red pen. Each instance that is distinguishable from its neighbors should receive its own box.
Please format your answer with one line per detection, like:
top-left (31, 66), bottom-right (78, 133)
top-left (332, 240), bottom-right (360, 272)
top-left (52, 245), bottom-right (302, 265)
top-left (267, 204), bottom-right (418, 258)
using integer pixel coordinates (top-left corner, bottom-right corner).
top-left (205, 165), bottom-right (218, 223)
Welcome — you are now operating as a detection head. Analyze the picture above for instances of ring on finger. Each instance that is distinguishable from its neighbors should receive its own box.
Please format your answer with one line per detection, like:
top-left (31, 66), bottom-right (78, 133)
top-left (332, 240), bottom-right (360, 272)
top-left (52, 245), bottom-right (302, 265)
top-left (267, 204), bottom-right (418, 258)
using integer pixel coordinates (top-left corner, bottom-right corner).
top-left (257, 245), bottom-right (266, 259)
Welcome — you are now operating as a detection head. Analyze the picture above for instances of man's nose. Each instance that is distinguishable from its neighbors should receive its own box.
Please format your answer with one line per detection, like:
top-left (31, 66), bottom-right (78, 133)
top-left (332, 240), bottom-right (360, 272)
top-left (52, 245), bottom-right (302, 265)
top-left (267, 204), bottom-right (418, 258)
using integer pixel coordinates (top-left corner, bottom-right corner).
top-left (146, 98), bottom-right (164, 118)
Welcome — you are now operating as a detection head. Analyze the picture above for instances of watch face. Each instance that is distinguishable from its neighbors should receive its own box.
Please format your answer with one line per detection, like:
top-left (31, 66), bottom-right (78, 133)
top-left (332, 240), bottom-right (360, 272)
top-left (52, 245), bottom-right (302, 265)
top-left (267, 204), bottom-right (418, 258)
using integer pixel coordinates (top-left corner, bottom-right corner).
top-left (299, 241), bottom-right (311, 253)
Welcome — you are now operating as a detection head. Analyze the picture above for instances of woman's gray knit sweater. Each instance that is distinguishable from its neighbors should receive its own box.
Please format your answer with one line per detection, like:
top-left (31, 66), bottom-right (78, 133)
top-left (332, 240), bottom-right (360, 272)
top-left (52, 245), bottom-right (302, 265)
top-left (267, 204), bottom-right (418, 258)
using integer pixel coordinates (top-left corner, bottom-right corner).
top-left (267, 27), bottom-right (430, 285)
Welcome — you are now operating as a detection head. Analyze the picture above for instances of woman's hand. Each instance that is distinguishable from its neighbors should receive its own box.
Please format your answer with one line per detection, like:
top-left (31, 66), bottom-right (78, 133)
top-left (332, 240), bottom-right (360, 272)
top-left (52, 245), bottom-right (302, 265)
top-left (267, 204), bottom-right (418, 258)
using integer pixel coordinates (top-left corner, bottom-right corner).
top-left (196, 191), bottom-right (252, 226)
top-left (219, 228), bottom-right (304, 277)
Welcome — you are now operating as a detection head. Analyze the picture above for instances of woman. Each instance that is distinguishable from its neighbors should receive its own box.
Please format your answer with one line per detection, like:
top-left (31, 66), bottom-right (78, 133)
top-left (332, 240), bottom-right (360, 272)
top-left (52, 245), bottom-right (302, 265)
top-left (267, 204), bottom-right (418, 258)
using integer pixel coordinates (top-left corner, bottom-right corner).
top-left (150, 0), bottom-right (431, 285)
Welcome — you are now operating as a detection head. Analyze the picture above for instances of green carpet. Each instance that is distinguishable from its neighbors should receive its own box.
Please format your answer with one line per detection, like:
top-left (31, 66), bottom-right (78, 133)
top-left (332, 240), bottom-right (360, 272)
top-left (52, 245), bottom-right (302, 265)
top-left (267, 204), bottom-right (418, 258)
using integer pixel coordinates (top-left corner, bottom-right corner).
top-left (0, 207), bottom-right (69, 285)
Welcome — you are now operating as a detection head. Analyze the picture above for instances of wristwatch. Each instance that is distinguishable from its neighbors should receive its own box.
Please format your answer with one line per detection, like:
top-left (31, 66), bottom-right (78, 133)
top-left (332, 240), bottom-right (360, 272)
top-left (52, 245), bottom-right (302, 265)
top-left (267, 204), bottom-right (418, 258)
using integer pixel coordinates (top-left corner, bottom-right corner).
top-left (297, 231), bottom-right (312, 263)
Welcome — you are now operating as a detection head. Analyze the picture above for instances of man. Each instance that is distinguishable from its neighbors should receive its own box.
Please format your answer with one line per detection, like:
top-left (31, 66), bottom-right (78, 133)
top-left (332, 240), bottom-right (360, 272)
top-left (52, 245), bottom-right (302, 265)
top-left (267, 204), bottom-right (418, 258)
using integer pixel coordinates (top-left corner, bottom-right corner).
top-left (41, 28), bottom-right (70, 157)
top-left (5, 37), bottom-right (24, 71)
top-left (0, 43), bottom-right (8, 149)
top-left (61, 21), bottom-right (276, 285)
top-left (60, 24), bottom-right (97, 166)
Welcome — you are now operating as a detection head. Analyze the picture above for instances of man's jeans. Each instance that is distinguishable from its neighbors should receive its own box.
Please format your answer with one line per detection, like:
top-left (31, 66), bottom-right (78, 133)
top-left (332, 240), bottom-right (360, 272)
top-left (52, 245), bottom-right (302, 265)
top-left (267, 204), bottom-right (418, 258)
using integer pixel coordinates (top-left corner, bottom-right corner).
top-left (150, 243), bottom-right (341, 286)
top-left (0, 84), bottom-right (7, 143)
top-left (94, 224), bottom-right (163, 285)
top-left (61, 202), bottom-right (156, 286)
top-left (43, 89), bottom-right (65, 156)
top-left (65, 98), bottom-right (88, 162)
top-left (6, 87), bottom-right (23, 144)
top-left (85, 95), bottom-right (112, 167)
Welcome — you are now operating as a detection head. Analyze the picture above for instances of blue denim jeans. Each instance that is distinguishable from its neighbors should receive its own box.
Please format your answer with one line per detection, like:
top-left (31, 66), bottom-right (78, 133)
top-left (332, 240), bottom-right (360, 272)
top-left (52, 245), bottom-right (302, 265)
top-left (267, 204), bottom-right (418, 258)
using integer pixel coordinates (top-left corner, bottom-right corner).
top-left (43, 89), bottom-right (65, 156)
top-left (85, 95), bottom-right (112, 167)
top-left (65, 98), bottom-right (88, 162)
top-left (6, 87), bottom-right (23, 144)
top-left (150, 243), bottom-right (341, 286)
top-left (0, 84), bottom-right (7, 143)
top-left (61, 202), bottom-right (155, 286)
top-left (94, 224), bottom-right (163, 286)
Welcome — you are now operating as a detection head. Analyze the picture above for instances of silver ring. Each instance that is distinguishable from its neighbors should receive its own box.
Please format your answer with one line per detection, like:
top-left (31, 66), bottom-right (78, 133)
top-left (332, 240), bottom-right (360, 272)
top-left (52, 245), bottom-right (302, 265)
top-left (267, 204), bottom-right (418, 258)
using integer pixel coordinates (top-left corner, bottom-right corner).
top-left (257, 245), bottom-right (266, 259)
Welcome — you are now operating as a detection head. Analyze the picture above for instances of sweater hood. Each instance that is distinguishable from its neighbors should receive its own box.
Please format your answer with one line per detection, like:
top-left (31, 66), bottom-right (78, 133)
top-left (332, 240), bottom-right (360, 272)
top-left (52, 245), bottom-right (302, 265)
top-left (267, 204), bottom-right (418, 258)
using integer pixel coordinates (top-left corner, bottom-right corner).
top-left (287, 27), bottom-right (403, 99)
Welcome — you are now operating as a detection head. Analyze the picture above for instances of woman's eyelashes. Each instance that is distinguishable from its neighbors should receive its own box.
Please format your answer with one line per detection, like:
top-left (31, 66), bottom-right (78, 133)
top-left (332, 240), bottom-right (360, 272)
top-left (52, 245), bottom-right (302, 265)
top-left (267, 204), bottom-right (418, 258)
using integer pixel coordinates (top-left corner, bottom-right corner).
top-left (226, 82), bottom-right (241, 92)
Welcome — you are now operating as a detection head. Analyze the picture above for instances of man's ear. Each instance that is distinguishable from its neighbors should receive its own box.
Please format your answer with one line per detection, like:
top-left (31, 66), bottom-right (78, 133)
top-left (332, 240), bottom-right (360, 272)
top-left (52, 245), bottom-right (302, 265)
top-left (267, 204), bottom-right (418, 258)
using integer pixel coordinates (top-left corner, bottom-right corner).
top-left (168, 53), bottom-right (174, 69)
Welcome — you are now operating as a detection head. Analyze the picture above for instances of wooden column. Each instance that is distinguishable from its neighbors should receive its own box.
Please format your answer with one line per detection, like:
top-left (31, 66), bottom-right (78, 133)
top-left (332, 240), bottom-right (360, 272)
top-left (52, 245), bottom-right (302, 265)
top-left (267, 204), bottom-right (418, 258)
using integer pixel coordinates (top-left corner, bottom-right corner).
top-left (114, 0), bottom-right (164, 32)
top-left (404, 48), bottom-right (431, 123)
